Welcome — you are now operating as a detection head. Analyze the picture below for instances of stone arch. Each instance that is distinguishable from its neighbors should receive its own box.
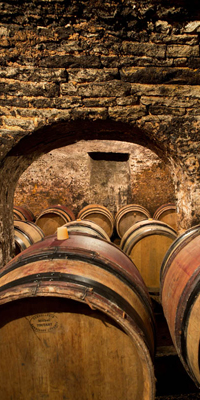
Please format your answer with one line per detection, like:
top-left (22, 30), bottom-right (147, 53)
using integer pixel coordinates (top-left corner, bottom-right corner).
top-left (0, 117), bottom-right (198, 266)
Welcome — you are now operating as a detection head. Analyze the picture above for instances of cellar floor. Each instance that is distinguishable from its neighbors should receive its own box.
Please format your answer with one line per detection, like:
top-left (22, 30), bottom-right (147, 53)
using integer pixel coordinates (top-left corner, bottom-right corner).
top-left (153, 297), bottom-right (200, 400)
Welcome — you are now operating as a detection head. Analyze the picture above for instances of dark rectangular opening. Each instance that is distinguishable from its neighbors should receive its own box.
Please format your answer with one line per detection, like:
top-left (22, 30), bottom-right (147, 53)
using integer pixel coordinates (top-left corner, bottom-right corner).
top-left (88, 152), bottom-right (129, 162)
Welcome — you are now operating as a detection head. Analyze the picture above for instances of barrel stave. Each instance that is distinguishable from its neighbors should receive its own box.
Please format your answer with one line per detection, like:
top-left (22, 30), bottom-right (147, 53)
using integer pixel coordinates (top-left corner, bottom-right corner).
top-left (160, 225), bottom-right (200, 387)
top-left (0, 233), bottom-right (156, 399)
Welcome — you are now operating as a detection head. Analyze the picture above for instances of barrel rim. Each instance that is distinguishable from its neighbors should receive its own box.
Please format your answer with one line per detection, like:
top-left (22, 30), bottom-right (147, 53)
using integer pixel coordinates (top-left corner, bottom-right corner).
top-left (160, 224), bottom-right (200, 291)
top-left (178, 272), bottom-right (200, 388)
top-left (115, 204), bottom-right (151, 225)
top-left (153, 202), bottom-right (177, 220)
top-left (0, 270), bottom-right (155, 354)
top-left (121, 219), bottom-right (177, 251)
top-left (77, 204), bottom-right (114, 222)
top-left (14, 234), bottom-right (28, 252)
top-left (3, 233), bottom-right (155, 329)
top-left (14, 225), bottom-right (34, 246)
top-left (115, 204), bottom-right (151, 216)
top-left (64, 220), bottom-right (110, 241)
top-left (13, 205), bottom-right (34, 222)
top-left (36, 205), bottom-right (75, 222)
top-left (14, 220), bottom-right (45, 242)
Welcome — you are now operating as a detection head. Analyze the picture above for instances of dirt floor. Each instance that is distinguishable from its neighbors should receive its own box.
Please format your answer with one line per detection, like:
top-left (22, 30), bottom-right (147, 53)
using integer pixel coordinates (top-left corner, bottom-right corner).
top-left (153, 299), bottom-right (200, 400)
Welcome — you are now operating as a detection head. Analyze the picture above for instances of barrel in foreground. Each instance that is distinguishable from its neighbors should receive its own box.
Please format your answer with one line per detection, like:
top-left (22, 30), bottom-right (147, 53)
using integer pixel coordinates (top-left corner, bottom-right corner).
top-left (160, 224), bottom-right (200, 388)
top-left (0, 233), bottom-right (155, 400)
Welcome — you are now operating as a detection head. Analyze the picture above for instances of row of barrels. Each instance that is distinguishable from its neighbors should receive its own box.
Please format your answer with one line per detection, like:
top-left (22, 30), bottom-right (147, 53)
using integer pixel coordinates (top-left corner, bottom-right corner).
top-left (2, 211), bottom-right (200, 398)
top-left (13, 202), bottom-right (178, 237)
top-left (1, 202), bottom-right (199, 397)
top-left (13, 203), bottom-right (177, 295)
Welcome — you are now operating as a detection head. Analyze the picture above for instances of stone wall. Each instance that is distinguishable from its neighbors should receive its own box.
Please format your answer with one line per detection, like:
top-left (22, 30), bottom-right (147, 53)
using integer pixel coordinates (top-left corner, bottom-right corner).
top-left (1, 0), bottom-right (200, 264)
top-left (14, 140), bottom-right (175, 218)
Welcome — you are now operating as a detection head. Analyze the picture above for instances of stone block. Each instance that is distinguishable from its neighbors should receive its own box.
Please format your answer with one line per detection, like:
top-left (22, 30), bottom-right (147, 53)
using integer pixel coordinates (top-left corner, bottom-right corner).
top-left (122, 42), bottom-right (166, 58)
top-left (155, 20), bottom-right (171, 34)
top-left (39, 55), bottom-right (101, 68)
top-left (116, 96), bottom-right (139, 106)
top-left (60, 82), bottom-right (79, 96)
top-left (131, 83), bottom-right (200, 99)
top-left (30, 96), bottom-right (82, 109)
top-left (121, 67), bottom-right (200, 85)
top-left (184, 21), bottom-right (200, 33)
top-left (72, 107), bottom-right (108, 120)
top-left (3, 117), bottom-right (35, 130)
top-left (67, 68), bottom-right (119, 83)
top-left (0, 67), bottom-right (67, 82)
top-left (166, 45), bottom-right (199, 58)
top-left (140, 96), bottom-right (200, 109)
top-left (0, 97), bottom-right (30, 108)
top-left (0, 80), bottom-right (60, 97)
top-left (108, 105), bottom-right (146, 121)
top-left (188, 58), bottom-right (200, 69)
top-left (149, 105), bottom-right (185, 116)
top-left (83, 97), bottom-right (116, 107)
top-left (61, 80), bottom-right (131, 98)
top-left (151, 33), bottom-right (198, 45)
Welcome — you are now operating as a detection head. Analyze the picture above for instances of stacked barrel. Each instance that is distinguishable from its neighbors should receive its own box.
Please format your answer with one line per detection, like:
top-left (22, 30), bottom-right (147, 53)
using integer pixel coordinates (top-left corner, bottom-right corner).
top-left (160, 225), bottom-right (200, 388)
top-left (6, 202), bottom-right (157, 399)
top-left (10, 200), bottom-right (200, 396)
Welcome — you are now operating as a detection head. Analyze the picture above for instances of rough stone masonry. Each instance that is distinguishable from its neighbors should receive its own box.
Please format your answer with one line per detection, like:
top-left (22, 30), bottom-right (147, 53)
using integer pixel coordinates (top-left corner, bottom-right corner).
top-left (1, 0), bottom-right (200, 265)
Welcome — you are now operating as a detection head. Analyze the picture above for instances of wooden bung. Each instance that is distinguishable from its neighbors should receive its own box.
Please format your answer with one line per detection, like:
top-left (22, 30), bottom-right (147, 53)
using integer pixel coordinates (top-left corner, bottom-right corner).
top-left (57, 226), bottom-right (69, 240)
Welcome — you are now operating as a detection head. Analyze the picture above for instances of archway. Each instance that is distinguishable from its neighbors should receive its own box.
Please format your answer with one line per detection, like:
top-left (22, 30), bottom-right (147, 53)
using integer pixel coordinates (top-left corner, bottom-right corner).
top-left (0, 118), bottom-right (196, 266)
top-left (14, 140), bottom-right (175, 218)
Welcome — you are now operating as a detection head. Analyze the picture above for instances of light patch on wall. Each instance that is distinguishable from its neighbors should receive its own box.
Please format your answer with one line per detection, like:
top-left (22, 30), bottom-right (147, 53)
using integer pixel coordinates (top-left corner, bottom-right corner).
top-left (88, 152), bottom-right (131, 212)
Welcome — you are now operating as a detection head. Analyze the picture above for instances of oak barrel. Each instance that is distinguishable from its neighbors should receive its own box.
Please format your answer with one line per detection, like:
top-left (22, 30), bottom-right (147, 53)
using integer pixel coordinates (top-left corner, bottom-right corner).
top-left (14, 220), bottom-right (45, 255)
top-left (153, 203), bottom-right (177, 231)
top-left (160, 224), bottom-right (200, 387)
top-left (36, 205), bottom-right (75, 236)
top-left (115, 204), bottom-right (151, 238)
top-left (0, 233), bottom-right (155, 399)
top-left (63, 219), bottom-right (110, 241)
top-left (77, 204), bottom-right (114, 238)
top-left (120, 219), bottom-right (177, 293)
top-left (13, 205), bottom-right (35, 222)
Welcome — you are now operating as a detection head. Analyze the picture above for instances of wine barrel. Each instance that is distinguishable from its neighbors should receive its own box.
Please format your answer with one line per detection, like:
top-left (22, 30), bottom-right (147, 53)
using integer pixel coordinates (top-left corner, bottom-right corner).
top-left (77, 204), bottom-right (114, 238)
top-left (153, 203), bottom-right (178, 231)
top-left (0, 234), bottom-right (155, 400)
top-left (160, 224), bottom-right (200, 387)
top-left (14, 220), bottom-right (45, 255)
top-left (36, 205), bottom-right (75, 236)
top-left (115, 204), bottom-right (151, 238)
top-left (13, 205), bottom-right (35, 222)
top-left (120, 219), bottom-right (177, 293)
top-left (63, 219), bottom-right (110, 241)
